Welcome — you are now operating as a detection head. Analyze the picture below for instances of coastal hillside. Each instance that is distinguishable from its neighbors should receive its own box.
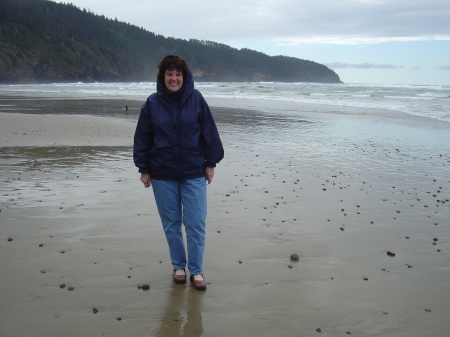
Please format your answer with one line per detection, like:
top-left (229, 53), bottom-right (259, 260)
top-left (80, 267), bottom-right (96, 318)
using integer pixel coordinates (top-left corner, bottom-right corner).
top-left (0, 0), bottom-right (342, 83)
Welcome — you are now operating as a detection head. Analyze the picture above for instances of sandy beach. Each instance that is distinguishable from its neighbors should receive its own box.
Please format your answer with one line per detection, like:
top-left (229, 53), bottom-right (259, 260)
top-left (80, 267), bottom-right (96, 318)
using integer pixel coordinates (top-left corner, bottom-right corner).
top-left (1, 97), bottom-right (449, 337)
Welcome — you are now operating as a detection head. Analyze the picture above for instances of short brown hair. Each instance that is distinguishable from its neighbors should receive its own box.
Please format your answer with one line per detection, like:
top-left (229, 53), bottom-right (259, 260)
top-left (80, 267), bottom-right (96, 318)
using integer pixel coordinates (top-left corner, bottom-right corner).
top-left (157, 55), bottom-right (189, 84)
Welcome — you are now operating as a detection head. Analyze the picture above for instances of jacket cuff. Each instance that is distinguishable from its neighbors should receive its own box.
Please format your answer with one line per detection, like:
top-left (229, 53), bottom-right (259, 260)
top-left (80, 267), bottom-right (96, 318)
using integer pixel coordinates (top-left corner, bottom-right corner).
top-left (138, 168), bottom-right (150, 174)
top-left (205, 161), bottom-right (216, 168)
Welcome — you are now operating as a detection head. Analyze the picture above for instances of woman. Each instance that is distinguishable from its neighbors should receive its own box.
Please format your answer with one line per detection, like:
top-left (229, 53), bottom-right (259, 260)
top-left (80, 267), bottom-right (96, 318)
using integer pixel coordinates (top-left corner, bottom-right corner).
top-left (133, 55), bottom-right (224, 290)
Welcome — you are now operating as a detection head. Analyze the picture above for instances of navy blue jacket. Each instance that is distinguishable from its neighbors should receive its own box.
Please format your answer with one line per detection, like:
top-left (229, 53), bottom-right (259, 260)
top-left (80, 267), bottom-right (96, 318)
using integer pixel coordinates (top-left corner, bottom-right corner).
top-left (133, 71), bottom-right (224, 181)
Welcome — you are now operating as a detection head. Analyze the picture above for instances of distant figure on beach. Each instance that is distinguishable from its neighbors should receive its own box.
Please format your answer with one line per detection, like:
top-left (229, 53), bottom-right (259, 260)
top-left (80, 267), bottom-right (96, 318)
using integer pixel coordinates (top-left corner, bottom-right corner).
top-left (133, 55), bottom-right (224, 290)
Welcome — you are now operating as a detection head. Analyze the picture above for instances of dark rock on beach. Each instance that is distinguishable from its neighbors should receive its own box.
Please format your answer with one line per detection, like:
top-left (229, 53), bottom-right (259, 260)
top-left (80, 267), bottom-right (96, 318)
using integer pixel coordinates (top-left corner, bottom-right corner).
top-left (290, 253), bottom-right (300, 262)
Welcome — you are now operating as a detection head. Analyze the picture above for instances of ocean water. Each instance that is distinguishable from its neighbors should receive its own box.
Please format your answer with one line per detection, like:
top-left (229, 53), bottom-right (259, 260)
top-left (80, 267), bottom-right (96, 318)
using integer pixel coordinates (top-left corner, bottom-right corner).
top-left (0, 82), bottom-right (449, 123)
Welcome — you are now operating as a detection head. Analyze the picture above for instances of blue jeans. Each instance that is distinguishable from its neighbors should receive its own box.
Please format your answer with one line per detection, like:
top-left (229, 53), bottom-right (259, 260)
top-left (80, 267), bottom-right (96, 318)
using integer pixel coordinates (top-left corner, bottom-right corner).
top-left (151, 177), bottom-right (207, 275)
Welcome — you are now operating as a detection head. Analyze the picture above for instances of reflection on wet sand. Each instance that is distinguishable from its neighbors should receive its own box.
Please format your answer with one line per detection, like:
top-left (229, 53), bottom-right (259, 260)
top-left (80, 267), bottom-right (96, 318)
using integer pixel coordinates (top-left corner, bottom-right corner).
top-left (156, 284), bottom-right (204, 337)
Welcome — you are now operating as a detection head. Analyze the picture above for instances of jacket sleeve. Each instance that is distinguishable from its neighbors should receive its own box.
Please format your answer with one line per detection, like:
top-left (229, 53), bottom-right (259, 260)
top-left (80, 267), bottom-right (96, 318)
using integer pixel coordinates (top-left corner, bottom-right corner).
top-left (133, 101), bottom-right (154, 174)
top-left (198, 92), bottom-right (224, 167)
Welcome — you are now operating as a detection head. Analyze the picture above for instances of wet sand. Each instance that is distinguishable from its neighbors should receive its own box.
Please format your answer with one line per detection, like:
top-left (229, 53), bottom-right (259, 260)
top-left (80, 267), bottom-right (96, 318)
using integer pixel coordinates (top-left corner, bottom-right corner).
top-left (1, 98), bottom-right (450, 337)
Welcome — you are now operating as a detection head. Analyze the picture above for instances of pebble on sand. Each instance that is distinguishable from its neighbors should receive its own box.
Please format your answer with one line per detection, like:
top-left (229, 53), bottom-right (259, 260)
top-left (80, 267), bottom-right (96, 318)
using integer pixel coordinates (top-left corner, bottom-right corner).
top-left (7, 237), bottom-right (13, 242)
top-left (290, 253), bottom-right (300, 262)
top-left (386, 251), bottom-right (396, 257)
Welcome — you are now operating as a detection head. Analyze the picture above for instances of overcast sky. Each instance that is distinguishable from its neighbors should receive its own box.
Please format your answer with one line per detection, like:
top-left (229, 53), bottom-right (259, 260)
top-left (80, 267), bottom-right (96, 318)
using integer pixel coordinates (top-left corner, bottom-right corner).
top-left (56, 0), bottom-right (450, 85)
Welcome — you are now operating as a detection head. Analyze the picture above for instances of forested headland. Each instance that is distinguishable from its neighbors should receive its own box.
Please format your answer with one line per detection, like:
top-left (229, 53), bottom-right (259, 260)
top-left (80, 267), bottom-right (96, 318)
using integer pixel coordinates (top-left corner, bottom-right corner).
top-left (0, 0), bottom-right (342, 83)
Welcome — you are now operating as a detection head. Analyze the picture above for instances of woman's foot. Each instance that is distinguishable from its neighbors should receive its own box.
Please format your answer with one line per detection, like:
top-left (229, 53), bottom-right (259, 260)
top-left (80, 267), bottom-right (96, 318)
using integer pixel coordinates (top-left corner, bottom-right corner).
top-left (190, 274), bottom-right (207, 290)
top-left (172, 269), bottom-right (186, 284)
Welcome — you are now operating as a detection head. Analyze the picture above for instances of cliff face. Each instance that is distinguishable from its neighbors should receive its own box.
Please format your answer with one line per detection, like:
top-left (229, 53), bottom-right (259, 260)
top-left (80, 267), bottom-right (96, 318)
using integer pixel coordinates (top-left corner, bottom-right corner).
top-left (0, 0), bottom-right (342, 84)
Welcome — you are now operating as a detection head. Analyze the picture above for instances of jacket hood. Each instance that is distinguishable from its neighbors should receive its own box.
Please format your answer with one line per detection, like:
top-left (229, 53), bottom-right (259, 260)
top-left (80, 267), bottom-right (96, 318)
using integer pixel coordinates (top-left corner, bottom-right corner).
top-left (157, 69), bottom-right (195, 109)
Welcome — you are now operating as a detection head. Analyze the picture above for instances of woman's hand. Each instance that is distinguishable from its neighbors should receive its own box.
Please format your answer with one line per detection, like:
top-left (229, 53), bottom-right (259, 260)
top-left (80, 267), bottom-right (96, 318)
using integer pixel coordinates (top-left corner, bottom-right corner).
top-left (205, 167), bottom-right (215, 184)
top-left (140, 173), bottom-right (151, 188)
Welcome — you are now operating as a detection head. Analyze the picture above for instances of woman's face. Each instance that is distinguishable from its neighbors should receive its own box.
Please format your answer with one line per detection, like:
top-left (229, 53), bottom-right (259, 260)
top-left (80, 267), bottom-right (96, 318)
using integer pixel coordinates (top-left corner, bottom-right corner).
top-left (164, 68), bottom-right (183, 93)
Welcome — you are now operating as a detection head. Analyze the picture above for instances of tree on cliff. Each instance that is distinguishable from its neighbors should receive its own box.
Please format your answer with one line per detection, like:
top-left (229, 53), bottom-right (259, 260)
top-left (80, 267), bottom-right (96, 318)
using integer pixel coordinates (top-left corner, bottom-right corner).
top-left (0, 0), bottom-right (341, 83)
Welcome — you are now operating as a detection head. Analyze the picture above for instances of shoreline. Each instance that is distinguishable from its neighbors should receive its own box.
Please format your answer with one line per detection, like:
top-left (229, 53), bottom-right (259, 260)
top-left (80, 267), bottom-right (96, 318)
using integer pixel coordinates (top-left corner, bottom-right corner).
top-left (1, 100), bottom-right (449, 336)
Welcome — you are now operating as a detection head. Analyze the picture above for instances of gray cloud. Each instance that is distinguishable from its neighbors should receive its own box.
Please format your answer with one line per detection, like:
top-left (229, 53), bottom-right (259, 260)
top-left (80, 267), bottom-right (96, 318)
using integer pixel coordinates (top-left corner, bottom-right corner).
top-left (440, 65), bottom-right (450, 70)
top-left (59, 0), bottom-right (450, 45)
